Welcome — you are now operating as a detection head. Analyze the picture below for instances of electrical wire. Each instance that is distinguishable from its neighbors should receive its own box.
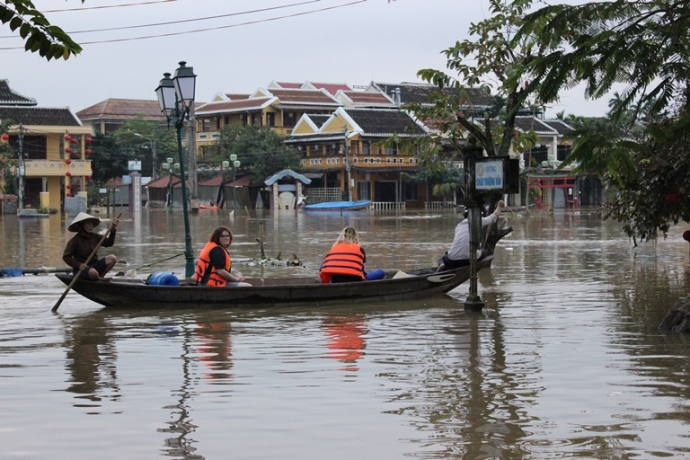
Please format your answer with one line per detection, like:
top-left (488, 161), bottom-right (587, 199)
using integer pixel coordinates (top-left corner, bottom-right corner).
top-left (0, 0), bottom-right (365, 46)
top-left (42, 0), bottom-right (177, 14)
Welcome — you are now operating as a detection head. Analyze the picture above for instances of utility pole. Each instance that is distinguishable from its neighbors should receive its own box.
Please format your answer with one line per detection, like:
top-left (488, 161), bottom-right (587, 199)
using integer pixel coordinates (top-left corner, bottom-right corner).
top-left (17, 124), bottom-right (25, 211)
top-left (343, 128), bottom-right (352, 201)
top-left (187, 103), bottom-right (199, 212)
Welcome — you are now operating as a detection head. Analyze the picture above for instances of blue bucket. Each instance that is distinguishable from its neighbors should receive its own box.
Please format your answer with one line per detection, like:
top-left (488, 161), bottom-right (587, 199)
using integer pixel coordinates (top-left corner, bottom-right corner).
top-left (147, 272), bottom-right (180, 286)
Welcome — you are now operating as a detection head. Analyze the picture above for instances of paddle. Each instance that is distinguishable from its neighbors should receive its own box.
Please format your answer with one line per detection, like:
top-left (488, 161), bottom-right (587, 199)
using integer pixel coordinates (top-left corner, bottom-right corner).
top-left (52, 213), bottom-right (121, 313)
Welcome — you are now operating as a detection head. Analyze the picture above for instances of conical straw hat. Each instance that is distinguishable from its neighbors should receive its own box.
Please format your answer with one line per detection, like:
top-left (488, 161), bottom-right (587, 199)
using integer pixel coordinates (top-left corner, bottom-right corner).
top-left (68, 212), bottom-right (100, 232)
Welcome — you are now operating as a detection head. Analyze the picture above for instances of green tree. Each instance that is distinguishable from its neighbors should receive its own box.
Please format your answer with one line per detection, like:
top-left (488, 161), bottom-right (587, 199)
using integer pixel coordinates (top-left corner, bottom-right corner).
top-left (518, 0), bottom-right (690, 239)
top-left (396, 0), bottom-right (550, 199)
top-left (111, 117), bottom-right (177, 178)
top-left (0, 120), bottom-right (17, 194)
top-left (211, 124), bottom-right (301, 184)
top-left (89, 132), bottom-right (130, 184)
top-left (0, 1), bottom-right (82, 60)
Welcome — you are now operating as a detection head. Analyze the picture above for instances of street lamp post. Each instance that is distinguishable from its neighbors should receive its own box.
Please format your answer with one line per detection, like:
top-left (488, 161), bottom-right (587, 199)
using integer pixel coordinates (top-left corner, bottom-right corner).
top-left (161, 157), bottom-right (175, 207)
top-left (229, 153), bottom-right (240, 215)
top-left (155, 61), bottom-right (197, 279)
top-left (134, 133), bottom-right (158, 180)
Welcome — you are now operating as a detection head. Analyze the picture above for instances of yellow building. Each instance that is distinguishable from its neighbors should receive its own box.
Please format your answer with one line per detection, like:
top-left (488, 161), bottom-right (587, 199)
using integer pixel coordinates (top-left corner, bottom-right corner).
top-left (0, 80), bottom-right (92, 212)
top-left (285, 107), bottom-right (429, 208)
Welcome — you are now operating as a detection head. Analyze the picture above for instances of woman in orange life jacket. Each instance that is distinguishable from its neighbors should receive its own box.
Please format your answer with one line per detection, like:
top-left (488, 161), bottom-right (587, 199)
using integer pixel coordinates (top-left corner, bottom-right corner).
top-left (194, 226), bottom-right (251, 287)
top-left (319, 226), bottom-right (384, 284)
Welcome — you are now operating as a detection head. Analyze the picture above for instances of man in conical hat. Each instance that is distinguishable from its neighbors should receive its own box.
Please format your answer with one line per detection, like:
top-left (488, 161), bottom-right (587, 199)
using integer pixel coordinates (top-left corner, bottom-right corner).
top-left (62, 212), bottom-right (120, 280)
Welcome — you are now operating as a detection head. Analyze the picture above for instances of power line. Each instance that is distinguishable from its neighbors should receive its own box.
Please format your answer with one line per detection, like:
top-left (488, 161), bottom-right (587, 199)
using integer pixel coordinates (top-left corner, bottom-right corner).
top-left (1, 0), bottom-right (323, 37)
top-left (42, 0), bottom-right (177, 14)
top-left (77, 0), bottom-right (367, 45)
top-left (0, 0), bottom-right (364, 45)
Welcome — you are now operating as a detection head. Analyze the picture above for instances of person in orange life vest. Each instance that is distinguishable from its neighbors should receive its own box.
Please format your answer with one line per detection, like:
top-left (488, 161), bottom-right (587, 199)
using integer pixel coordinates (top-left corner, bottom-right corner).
top-left (320, 227), bottom-right (367, 284)
top-left (63, 212), bottom-right (120, 281)
top-left (194, 226), bottom-right (251, 287)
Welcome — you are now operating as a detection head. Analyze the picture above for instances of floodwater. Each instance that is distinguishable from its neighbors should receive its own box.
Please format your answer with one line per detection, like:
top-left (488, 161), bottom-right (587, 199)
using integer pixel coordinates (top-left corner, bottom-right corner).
top-left (1, 208), bottom-right (690, 460)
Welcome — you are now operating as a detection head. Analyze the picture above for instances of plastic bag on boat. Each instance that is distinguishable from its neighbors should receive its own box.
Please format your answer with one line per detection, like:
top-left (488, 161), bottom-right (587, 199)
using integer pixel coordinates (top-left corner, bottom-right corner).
top-left (146, 272), bottom-right (180, 286)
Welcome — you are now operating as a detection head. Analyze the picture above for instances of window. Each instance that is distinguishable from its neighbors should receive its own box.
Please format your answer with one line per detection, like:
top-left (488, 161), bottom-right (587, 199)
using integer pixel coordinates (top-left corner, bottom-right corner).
top-left (202, 119), bottom-right (211, 131)
top-left (284, 112), bottom-right (296, 127)
top-left (240, 114), bottom-right (248, 126)
top-left (362, 142), bottom-right (370, 155)
top-left (384, 146), bottom-right (398, 155)
top-left (251, 114), bottom-right (261, 126)
top-left (266, 113), bottom-right (275, 127)
top-left (224, 115), bottom-right (230, 126)
top-left (403, 182), bottom-right (418, 201)
top-left (349, 142), bottom-right (359, 155)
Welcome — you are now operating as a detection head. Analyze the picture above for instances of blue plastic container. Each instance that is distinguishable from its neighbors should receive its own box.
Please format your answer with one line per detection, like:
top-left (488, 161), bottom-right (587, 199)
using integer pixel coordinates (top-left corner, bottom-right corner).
top-left (147, 272), bottom-right (180, 286)
top-left (365, 268), bottom-right (385, 281)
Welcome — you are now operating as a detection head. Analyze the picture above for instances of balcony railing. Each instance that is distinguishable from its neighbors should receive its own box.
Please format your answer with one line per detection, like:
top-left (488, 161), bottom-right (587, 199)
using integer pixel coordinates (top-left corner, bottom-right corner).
top-left (23, 160), bottom-right (92, 177)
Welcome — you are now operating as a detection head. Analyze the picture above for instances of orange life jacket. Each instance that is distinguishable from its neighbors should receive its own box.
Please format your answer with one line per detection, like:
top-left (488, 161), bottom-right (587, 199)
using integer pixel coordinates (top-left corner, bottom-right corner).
top-left (194, 242), bottom-right (230, 287)
top-left (319, 242), bottom-right (365, 283)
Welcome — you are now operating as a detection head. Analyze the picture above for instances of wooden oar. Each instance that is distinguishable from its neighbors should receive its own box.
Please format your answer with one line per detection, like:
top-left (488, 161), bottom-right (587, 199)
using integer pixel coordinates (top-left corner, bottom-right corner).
top-left (52, 213), bottom-right (121, 313)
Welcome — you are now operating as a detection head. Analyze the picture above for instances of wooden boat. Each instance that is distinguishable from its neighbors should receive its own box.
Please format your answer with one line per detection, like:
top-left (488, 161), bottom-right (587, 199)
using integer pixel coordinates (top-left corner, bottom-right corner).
top-left (55, 256), bottom-right (493, 309)
top-left (303, 200), bottom-right (372, 211)
top-left (199, 204), bottom-right (220, 210)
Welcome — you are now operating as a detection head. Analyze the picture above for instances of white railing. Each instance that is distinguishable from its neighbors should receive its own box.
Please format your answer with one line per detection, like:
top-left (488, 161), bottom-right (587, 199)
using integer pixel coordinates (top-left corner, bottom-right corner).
top-left (425, 201), bottom-right (456, 210)
top-left (303, 188), bottom-right (343, 201)
top-left (371, 202), bottom-right (405, 211)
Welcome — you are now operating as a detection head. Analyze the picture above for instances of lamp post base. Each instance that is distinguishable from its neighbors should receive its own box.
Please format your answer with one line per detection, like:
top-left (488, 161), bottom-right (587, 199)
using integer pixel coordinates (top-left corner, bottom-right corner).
top-left (464, 295), bottom-right (485, 311)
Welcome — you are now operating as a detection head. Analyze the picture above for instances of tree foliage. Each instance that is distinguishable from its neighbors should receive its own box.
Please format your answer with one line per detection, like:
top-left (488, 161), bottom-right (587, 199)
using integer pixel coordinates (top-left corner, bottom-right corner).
top-left (210, 124), bottom-right (301, 184)
top-left (0, 0), bottom-right (82, 60)
top-left (111, 117), bottom-right (177, 178)
top-left (397, 0), bottom-right (552, 198)
top-left (518, 0), bottom-right (690, 238)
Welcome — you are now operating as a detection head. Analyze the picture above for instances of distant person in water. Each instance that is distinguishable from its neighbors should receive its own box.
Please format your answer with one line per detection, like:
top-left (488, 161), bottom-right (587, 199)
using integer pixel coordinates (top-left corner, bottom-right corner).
top-left (438, 200), bottom-right (505, 271)
top-left (194, 226), bottom-right (251, 287)
top-left (63, 212), bottom-right (120, 280)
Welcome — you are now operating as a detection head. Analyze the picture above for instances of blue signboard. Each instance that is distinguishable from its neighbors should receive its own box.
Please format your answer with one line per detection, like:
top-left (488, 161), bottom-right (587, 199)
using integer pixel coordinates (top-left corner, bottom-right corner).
top-left (475, 158), bottom-right (504, 191)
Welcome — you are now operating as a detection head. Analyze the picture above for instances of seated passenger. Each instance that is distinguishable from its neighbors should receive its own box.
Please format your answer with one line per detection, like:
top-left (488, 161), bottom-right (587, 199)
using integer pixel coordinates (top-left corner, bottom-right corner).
top-left (194, 226), bottom-right (251, 287)
top-left (320, 227), bottom-right (366, 283)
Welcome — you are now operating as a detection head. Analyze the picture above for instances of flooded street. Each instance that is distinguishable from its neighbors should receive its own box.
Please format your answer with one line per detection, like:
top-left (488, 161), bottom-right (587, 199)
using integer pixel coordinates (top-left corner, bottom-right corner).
top-left (2, 208), bottom-right (690, 459)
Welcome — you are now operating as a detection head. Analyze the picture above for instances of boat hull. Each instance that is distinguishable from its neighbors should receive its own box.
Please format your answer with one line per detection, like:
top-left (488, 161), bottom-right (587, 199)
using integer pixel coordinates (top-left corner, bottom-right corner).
top-left (303, 200), bottom-right (371, 211)
top-left (55, 257), bottom-right (492, 309)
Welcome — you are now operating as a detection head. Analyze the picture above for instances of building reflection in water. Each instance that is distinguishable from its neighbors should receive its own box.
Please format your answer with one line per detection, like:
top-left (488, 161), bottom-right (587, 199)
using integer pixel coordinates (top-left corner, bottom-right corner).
top-left (324, 315), bottom-right (367, 372)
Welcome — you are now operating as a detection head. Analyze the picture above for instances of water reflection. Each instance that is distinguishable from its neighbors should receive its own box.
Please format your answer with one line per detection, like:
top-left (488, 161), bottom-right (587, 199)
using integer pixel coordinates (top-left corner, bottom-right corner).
top-left (3, 209), bottom-right (690, 459)
top-left (324, 315), bottom-right (367, 372)
top-left (64, 311), bottom-right (120, 406)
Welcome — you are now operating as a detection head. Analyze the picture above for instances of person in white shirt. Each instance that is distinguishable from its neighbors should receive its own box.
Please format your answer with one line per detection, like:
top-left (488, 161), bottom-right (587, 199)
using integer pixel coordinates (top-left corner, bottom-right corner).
top-left (438, 200), bottom-right (504, 271)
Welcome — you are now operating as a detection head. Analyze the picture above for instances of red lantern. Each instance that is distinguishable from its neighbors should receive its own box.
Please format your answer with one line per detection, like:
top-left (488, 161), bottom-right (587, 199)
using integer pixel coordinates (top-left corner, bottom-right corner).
top-left (65, 147), bottom-right (74, 154)
top-left (85, 136), bottom-right (92, 143)
top-left (66, 185), bottom-right (72, 189)
top-left (85, 148), bottom-right (92, 155)
top-left (1, 133), bottom-right (9, 141)
top-left (666, 192), bottom-right (681, 204)
top-left (66, 171), bottom-right (72, 177)
top-left (86, 175), bottom-right (92, 180)
top-left (64, 134), bottom-right (72, 142)
top-left (69, 138), bottom-right (77, 144)
top-left (65, 159), bottom-right (71, 165)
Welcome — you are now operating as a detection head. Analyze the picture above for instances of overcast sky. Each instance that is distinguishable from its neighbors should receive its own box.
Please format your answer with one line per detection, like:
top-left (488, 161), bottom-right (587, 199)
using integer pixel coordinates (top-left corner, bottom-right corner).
top-left (1, 0), bottom-right (611, 118)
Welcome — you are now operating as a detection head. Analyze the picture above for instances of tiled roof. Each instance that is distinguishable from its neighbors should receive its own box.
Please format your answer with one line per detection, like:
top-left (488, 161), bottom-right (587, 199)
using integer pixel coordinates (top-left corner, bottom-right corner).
top-left (341, 91), bottom-right (395, 107)
top-left (267, 88), bottom-right (341, 106)
top-left (273, 82), bottom-right (302, 89)
top-left (196, 97), bottom-right (272, 115)
top-left (76, 99), bottom-right (166, 122)
top-left (372, 82), bottom-right (495, 107)
top-left (0, 106), bottom-right (81, 126)
top-left (513, 116), bottom-right (559, 135)
top-left (306, 114), bottom-right (331, 128)
top-left (147, 174), bottom-right (181, 188)
top-left (346, 108), bottom-right (426, 136)
top-left (0, 80), bottom-right (36, 106)
top-left (541, 119), bottom-right (574, 135)
top-left (225, 93), bottom-right (251, 100)
top-left (307, 82), bottom-right (351, 94)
